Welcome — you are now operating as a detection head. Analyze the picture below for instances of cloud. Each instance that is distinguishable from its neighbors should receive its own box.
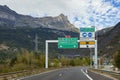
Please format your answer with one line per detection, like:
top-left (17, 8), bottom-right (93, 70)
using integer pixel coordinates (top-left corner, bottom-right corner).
top-left (0, 0), bottom-right (120, 30)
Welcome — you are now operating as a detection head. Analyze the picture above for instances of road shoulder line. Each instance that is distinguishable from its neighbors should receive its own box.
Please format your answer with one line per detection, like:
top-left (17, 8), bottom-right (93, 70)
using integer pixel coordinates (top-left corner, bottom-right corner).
top-left (88, 69), bottom-right (118, 80)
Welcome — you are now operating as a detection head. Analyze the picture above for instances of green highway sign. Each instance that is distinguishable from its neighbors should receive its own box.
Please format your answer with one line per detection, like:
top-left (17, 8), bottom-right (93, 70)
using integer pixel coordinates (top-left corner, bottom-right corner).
top-left (58, 38), bottom-right (78, 49)
top-left (80, 28), bottom-right (95, 32)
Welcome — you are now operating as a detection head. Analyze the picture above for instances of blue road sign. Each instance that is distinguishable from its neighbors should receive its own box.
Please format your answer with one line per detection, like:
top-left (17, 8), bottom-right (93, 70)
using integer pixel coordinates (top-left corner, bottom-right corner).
top-left (88, 32), bottom-right (92, 37)
top-left (82, 33), bottom-right (87, 37)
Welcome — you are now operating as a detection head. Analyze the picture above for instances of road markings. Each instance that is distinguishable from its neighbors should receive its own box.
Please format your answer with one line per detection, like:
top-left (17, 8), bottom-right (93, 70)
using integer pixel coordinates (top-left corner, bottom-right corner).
top-left (19, 68), bottom-right (68, 80)
top-left (86, 69), bottom-right (88, 73)
top-left (81, 69), bottom-right (93, 80)
top-left (59, 73), bottom-right (62, 77)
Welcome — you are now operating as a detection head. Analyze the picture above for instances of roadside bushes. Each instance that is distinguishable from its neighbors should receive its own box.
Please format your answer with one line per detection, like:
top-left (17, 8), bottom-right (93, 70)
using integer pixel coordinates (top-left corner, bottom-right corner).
top-left (0, 49), bottom-right (91, 73)
top-left (113, 50), bottom-right (120, 69)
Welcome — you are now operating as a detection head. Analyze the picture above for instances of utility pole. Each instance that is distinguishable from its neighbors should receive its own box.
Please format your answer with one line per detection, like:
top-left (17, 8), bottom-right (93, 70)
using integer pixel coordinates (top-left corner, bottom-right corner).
top-left (35, 33), bottom-right (38, 52)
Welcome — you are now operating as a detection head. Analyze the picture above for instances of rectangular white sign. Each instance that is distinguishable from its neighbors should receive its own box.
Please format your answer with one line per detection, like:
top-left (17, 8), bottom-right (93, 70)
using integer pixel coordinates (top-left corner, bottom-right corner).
top-left (80, 28), bottom-right (95, 41)
top-left (80, 44), bottom-right (95, 48)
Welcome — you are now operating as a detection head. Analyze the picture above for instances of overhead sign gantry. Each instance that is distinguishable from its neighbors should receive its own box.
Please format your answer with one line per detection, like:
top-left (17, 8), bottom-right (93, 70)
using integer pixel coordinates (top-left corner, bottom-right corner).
top-left (45, 27), bottom-right (98, 69)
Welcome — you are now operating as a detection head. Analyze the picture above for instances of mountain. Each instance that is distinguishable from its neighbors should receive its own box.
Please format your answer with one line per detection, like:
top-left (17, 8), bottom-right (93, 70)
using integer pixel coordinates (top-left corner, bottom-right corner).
top-left (0, 5), bottom-right (78, 32)
top-left (0, 5), bottom-right (119, 58)
top-left (96, 26), bottom-right (113, 36)
top-left (98, 22), bottom-right (120, 57)
top-left (0, 5), bottom-right (86, 58)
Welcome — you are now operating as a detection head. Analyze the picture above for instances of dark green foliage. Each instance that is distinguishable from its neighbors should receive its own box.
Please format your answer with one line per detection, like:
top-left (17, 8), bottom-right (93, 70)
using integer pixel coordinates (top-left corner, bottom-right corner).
top-left (0, 28), bottom-right (79, 52)
top-left (0, 49), bottom-right (91, 73)
top-left (70, 59), bottom-right (75, 66)
top-left (113, 50), bottom-right (120, 69)
top-left (9, 57), bottom-right (17, 67)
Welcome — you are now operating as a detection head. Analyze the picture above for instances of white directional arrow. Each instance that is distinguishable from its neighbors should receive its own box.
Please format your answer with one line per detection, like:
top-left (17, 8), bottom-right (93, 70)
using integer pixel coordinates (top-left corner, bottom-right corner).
top-left (74, 45), bottom-right (76, 47)
top-left (60, 45), bottom-right (62, 48)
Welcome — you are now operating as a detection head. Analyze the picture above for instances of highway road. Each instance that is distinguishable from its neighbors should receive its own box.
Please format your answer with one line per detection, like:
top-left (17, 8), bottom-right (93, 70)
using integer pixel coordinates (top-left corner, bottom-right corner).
top-left (20, 67), bottom-right (113, 80)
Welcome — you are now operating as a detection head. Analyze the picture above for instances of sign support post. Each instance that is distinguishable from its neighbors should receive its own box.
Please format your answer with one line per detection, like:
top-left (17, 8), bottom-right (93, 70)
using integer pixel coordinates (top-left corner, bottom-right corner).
top-left (45, 40), bottom-right (58, 69)
top-left (45, 41), bottom-right (48, 69)
top-left (95, 40), bottom-right (98, 69)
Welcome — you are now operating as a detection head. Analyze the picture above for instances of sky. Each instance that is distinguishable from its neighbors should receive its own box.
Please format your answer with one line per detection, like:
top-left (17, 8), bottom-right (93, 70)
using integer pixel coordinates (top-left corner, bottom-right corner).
top-left (0, 0), bottom-right (120, 30)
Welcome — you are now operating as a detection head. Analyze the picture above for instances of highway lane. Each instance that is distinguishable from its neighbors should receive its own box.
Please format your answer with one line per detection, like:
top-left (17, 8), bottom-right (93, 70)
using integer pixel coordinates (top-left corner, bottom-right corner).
top-left (20, 67), bottom-right (113, 80)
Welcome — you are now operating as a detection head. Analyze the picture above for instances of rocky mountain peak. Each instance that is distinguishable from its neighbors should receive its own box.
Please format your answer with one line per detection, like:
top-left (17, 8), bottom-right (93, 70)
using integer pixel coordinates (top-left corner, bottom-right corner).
top-left (0, 5), bottom-right (78, 32)
top-left (57, 13), bottom-right (68, 21)
top-left (0, 5), bottom-right (9, 10)
top-left (0, 5), bottom-right (18, 21)
top-left (0, 5), bottom-right (17, 15)
top-left (59, 13), bottom-right (67, 18)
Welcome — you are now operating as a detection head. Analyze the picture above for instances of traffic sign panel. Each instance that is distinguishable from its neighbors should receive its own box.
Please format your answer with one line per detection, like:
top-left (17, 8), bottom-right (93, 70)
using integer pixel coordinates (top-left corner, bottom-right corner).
top-left (80, 44), bottom-right (95, 48)
top-left (80, 41), bottom-right (95, 45)
top-left (82, 33), bottom-right (87, 37)
top-left (58, 38), bottom-right (78, 49)
top-left (89, 41), bottom-right (95, 45)
top-left (80, 41), bottom-right (86, 45)
top-left (79, 41), bottom-right (95, 48)
top-left (80, 28), bottom-right (95, 32)
top-left (80, 27), bottom-right (95, 41)
top-left (88, 32), bottom-right (92, 37)
top-left (80, 32), bottom-right (95, 38)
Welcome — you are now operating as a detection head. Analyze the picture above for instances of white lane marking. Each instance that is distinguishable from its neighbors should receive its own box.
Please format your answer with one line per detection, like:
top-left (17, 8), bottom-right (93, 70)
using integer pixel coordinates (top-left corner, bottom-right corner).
top-left (59, 73), bottom-right (62, 77)
top-left (86, 69), bottom-right (88, 73)
top-left (81, 69), bottom-right (93, 80)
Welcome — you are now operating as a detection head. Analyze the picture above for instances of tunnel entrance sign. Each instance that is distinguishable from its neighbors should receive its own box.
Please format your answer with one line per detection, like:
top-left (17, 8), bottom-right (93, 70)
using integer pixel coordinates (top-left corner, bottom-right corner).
top-left (80, 27), bottom-right (95, 41)
top-left (80, 27), bottom-right (95, 48)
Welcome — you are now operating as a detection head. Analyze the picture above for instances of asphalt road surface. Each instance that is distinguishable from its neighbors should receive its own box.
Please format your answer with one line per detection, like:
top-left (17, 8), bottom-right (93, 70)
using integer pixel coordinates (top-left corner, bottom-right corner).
top-left (20, 67), bottom-right (113, 80)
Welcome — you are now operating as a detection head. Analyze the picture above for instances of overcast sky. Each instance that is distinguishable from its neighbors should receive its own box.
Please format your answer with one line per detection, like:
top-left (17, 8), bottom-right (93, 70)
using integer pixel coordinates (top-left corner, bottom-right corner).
top-left (0, 0), bottom-right (120, 30)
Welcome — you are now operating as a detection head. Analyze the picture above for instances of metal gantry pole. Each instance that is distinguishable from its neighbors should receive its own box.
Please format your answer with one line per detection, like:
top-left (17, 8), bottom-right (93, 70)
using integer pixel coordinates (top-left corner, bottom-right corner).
top-left (95, 40), bottom-right (98, 69)
top-left (45, 41), bottom-right (48, 69)
top-left (45, 40), bottom-right (58, 69)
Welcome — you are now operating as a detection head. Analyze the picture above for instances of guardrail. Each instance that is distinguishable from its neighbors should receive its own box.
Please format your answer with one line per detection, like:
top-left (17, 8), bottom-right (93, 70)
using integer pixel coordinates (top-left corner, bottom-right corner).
top-left (89, 68), bottom-right (120, 80)
top-left (0, 69), bottom-right (43, 80)
top-left (0, 67), bottom-right (63, 80)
